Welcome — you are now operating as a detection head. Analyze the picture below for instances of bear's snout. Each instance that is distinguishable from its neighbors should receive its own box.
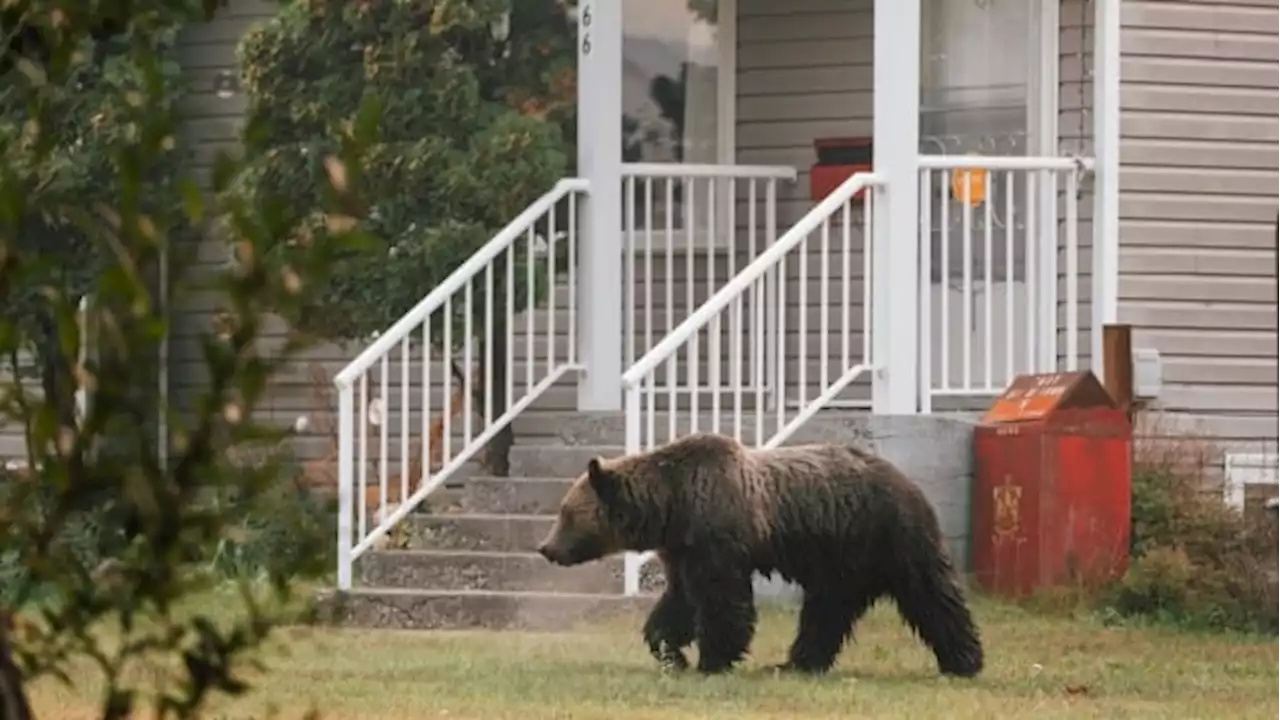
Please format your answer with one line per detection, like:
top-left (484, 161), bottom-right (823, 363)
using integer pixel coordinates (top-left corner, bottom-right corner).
top-left (536, 543), bottom-right (559, 564)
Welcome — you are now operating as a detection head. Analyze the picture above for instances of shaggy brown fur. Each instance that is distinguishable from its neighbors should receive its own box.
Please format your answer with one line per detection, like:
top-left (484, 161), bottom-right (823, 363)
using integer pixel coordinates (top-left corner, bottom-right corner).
top-left (537, 432), bottom-right (984, 677)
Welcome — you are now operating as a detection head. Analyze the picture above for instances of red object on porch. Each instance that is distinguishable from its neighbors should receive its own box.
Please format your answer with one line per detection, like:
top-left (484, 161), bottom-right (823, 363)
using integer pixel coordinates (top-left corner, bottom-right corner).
top-left (809, 136), bottom-right (872, 202)
top-left (970, 371), bottom-right (1133, 599)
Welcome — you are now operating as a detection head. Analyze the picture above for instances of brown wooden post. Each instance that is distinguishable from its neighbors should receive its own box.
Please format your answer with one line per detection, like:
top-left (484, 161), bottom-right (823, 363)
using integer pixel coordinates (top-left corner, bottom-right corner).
top-left (1102, 324), bottom-right (1134, 422)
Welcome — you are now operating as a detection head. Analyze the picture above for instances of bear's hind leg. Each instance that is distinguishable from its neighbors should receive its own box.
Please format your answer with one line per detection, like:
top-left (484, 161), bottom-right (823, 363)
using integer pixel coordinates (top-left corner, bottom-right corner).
top-left (889, 541), bottom-right (984, 678)
top-left (778, 588), bottom-right (877, 674)
top-left (642, 572), bottom-right (696, 672)
top-left (680, 559), bottom-right (757, 675)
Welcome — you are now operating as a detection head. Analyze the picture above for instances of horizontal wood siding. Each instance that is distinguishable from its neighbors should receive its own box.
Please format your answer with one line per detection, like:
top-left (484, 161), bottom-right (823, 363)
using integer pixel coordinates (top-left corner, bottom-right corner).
top-left (736, 0), bottom-right (874, 407)
top-left (1117, 0), bottom-right (1279, 445)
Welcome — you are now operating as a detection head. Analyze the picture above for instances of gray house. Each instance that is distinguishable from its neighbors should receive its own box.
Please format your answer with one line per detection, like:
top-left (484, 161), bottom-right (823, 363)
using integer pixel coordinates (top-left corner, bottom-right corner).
top-left (3, 0), bottom-right (1276, 624)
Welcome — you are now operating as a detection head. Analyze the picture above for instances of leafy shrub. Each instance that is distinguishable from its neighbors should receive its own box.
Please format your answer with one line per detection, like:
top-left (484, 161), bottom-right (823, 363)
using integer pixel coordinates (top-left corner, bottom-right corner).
top-left (1104, 432), bottom-right (1278, 634)
top-left (208, 448), bottom-right (337, 582)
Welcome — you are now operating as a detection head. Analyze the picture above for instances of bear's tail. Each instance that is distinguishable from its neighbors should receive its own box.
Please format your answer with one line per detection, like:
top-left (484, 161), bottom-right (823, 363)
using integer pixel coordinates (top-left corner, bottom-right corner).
top-left (889, 531), bottom-right (984, 678)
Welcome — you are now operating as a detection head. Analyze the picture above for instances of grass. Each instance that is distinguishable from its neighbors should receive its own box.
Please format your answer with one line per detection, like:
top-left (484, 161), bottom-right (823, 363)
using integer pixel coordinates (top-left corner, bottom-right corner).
top-left (25, 585), bottom-right (1278, 720)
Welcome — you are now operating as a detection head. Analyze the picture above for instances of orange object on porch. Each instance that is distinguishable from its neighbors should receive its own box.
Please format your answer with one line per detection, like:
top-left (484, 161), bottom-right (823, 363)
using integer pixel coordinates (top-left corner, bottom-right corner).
top-left (971, 371), bottom-right (1133, 599)
top-left (949, 164), bottom-right (988, 207)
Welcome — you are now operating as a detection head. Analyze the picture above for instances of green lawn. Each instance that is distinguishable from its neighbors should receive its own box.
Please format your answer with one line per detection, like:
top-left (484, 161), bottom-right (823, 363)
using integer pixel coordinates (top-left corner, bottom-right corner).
top-left (27, 586), bottom-right (1278, 720)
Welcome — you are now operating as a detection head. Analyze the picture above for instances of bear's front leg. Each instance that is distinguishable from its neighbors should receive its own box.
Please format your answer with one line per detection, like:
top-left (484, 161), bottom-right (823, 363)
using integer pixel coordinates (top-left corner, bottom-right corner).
top-left (679, 557), bottom-right (757, 675)
top-left (642, 558), bottom-right (696, 672)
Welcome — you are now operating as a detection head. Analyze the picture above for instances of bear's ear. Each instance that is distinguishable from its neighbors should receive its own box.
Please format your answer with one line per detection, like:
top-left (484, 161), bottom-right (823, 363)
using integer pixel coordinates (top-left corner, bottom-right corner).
top-left (587, 457), bottom-right (618, 505)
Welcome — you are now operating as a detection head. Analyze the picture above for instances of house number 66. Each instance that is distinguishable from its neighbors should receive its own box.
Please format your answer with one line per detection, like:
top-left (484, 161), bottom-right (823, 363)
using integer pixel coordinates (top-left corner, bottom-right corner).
top-left (580, 4), bottom-right (592, 56)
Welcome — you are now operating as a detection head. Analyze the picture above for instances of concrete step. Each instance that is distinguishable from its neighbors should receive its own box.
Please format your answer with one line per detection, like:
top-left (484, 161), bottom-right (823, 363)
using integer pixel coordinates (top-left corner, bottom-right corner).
top-left (508, 445), bottom-right (625, 477)
top-left (357, 549), bottom-right (666, 594)
top-left (462, 476), bottom-right (571, 515)
top-left (396, 513), bottom-right (553, 553)
top-left (315, 587), bottom-right (656, 631)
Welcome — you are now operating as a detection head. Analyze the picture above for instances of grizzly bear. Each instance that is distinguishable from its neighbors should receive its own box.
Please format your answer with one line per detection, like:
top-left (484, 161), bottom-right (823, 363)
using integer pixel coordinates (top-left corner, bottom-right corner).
top-left (536, 432), bottom-right (984, 677)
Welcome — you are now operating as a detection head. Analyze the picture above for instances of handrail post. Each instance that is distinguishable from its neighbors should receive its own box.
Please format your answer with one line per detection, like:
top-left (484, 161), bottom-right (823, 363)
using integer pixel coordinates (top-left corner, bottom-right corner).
top-left (872, 0), bottom-right (922, 414)
top-left (576, 0), bottom-right (624, 411)
top-left (336, 381), bottom-right (354, 591)
top-left (622, 383), bottom-right (643, 596)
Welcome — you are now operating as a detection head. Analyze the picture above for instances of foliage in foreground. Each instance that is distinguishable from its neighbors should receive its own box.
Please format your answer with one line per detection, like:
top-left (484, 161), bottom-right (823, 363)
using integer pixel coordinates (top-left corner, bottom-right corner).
top-left (0, 1), bottom-right (368, 717)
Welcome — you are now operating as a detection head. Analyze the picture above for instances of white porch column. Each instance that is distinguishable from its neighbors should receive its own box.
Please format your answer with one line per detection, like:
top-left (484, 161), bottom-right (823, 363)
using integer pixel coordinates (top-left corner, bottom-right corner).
top-left (871, 0), bottom-right (922, 414)
top-left (1091, 0), bottom-right (1121, 379)
top-left (576, 0), bottom-right (624, 411)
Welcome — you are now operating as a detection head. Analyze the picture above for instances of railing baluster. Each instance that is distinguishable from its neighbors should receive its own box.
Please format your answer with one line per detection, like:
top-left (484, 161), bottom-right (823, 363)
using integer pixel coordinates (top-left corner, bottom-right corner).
top-left (666, 177), bottom-right (677, 442)
top-left (940, 171), bottom-right (951, 392)
top-left (548, 205), bottom-right (557, 376)
top-left (710, 314), bottom-right (721, 435)
top-left (687, 175), bottom-right (698, 433)
top-left (1025, 171), bottom-right (1038, 373)
top-left (961, 171), bottom-right (973, 393)
top-left (766, 179), bottom-right (779, 436)
top-left (422, 318), bottom-right (431, 487)
top-left (732, 292), bottom-right (743, 442)
top-left (568, 192), bottom-right (577, 365)
top-left (1004, 171), bottom-right (1015, 382)
top-left (644, 176), bottom-right (653, 361)
top-left (464, 281), bottom-right (473, 445)
top-left (506, 243), bottom-right (515, 408)
top-left (400, 338), bottom-right (409, 507)
top-left (820, 212), bottom-right (830, 392)
top-left (918, 169), bottom-right (933, 412)
top-left (625, 175), bottom-right (636, 368)
top-left (983, 169), bottom-right (994, 391)
top-left (1045, 171), bottom-right (1060, 371)
top-left (749, 180), bottom-right (763, 446)
top-left (358, 372), bottom-right (368, 542)
top-left (378, 355), bottom-right (389, 518)
top-left (525, 227), bottom-right (535, 393)
top-left (775, 254), bottom-right (787, 435)
top-left (1065, 168), bottom-right (1080, 371)
top-left (841, 196), bottom-right (852, 377)
top-left (708, 177), bottom-right (719, 434)
top-left (863, 189), bottom-right (873, 364)
top-left (442, 298), bottom-right (452, 465)
top-left (484, 265), bottom-right (494, 426)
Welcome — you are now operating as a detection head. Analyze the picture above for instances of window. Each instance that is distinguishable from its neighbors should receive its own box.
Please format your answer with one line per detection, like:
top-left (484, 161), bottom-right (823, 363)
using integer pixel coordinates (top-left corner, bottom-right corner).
top-left (920, 0), bottom-right (1052, 284)
top-left (920, 0), bottom-right (1039, 158)
top-left (622, 0), bottom-right (732, 166)
top-left (621, 0), bottom-right (735, 239)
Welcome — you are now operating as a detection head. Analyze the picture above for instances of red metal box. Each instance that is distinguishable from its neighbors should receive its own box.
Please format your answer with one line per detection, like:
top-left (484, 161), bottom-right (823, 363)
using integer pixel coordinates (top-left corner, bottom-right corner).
top-left (971, 371), bottom-right (1133, 598)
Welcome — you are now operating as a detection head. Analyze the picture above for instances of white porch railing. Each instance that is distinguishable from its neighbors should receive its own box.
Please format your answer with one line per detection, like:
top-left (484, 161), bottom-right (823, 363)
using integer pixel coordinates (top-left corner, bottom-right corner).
top-left (917, 155), bottom-right (1094, 411)
top-left (620, 163), bottom-right (796, 371)
top-left (620, 171), bottom-right (882, 595)
top-left (333, 178), bottom-right (588, 590)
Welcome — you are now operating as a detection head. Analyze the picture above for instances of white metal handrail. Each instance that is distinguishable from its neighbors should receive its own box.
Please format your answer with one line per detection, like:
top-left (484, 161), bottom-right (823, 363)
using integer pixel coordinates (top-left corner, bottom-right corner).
top-left (335, 178), bottom-right (587, 387)
top-left (916, 154), bottom-right (1095, 410)
top-left (623, 172), bottom-right (881, 388)
top-left (622, 162), bottom-right (798, 180)
top-left (619, 171), bottom-right (882, 596)
top-left (335, 178), bottom-right (588, 590)
top-left (619, 163), bottom-right (796, 382)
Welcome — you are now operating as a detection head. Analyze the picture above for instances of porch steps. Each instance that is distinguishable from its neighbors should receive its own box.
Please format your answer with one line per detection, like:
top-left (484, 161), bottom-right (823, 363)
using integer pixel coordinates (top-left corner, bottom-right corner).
top-left (316, 422), bottom-right (665, 631)
top-left (316, 410), bottom-right (879, 631)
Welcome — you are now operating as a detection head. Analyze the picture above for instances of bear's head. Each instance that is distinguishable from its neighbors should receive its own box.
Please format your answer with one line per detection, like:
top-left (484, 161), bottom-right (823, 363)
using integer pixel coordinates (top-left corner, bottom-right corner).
top-left (537, 454), bottom-right (659, 567)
